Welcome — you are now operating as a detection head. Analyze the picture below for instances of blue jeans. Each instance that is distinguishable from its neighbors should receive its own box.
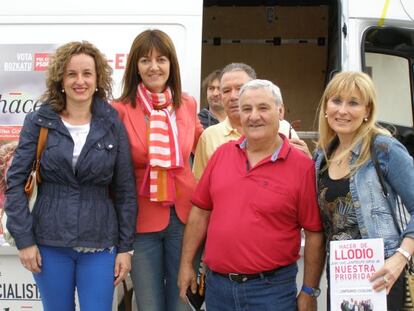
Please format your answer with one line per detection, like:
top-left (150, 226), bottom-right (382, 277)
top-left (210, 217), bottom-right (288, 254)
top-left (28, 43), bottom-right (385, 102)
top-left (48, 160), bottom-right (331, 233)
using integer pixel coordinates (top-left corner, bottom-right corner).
top-left (33, 245), bottom-right (116, 311)
top-left (131, 208), bottom-right (192, 311)
top-left (205, 263), bottom-right (298, 311)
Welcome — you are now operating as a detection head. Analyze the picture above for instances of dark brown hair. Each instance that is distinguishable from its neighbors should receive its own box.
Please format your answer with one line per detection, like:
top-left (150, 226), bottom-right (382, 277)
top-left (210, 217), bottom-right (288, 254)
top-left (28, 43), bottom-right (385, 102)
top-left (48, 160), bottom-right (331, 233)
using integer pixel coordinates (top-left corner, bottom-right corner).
top-left (117, 29), bottom-right (182, 107)
top-left (41, 41), bottom-right (113, 112)
top-left (201, 69), bottom-right (222, 108)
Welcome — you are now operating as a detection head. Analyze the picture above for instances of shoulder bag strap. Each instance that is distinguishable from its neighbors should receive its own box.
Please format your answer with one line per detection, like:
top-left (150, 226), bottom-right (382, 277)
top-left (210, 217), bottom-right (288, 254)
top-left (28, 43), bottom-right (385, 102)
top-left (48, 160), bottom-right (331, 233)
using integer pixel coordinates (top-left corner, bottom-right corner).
top-left (34, 127), bottom-right (48, 183)
top-left (370, 136), bottom-right (404, 236)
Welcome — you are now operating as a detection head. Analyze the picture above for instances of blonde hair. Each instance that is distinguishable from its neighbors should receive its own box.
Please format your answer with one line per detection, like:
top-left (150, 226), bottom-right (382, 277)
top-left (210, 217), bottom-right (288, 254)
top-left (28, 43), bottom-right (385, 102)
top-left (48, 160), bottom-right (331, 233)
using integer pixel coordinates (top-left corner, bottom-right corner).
top-left (316, 71), bottom-right (390, 174)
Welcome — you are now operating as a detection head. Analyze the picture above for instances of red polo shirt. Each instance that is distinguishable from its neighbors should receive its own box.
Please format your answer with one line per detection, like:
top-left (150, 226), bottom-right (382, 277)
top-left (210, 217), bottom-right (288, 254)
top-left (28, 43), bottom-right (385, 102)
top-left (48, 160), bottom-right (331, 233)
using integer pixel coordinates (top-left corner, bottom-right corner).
top-left (192, 135), bottom-right (322, 274)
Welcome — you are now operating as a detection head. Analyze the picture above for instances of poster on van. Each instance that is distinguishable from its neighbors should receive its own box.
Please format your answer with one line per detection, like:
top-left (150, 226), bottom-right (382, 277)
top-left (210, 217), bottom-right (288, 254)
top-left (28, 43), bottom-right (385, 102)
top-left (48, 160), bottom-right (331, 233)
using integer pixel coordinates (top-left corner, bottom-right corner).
top-left (0, 44), bottom-right (56, 140)
top-left (0, 45), bottom-right (56, 251)
top-left (0, 41), bottom-right (133, 135)
top-left (0, 253), bottom-right (42, 310)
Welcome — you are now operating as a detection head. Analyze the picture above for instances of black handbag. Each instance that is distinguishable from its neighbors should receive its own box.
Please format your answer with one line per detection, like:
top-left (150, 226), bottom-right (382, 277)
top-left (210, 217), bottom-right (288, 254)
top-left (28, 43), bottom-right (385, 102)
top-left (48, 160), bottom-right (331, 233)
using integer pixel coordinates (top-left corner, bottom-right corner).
top-left (186, 272), bottom-right (205, 311)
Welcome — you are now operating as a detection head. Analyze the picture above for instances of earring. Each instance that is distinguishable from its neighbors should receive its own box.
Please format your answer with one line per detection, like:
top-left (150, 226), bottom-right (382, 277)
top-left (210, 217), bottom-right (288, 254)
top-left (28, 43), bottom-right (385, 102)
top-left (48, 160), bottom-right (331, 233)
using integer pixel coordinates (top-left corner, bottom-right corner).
top-left (324, 113), bottom-right (328, 118)
top-left (61, 89), bottom-right (65, 93)
top-left (95, 88), bottom-right (98, 92)
top-left (364, 117), bottom-right (368, 122)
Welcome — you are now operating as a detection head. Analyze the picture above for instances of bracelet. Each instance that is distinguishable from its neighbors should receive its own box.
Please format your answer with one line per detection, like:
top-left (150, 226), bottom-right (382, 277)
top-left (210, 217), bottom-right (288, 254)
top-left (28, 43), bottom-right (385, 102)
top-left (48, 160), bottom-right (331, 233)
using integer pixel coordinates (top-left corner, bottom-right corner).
top-left (396, 247), bottom-right (411, 262)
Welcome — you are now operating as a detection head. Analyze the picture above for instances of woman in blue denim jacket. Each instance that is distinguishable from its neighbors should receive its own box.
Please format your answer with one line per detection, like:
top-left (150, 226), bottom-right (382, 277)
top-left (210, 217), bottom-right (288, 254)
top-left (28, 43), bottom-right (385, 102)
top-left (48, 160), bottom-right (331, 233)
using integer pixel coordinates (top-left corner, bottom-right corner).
top-left (5, 41), bottom-right (137, 311)
top-left (314, 71), bottom-right (414, 310)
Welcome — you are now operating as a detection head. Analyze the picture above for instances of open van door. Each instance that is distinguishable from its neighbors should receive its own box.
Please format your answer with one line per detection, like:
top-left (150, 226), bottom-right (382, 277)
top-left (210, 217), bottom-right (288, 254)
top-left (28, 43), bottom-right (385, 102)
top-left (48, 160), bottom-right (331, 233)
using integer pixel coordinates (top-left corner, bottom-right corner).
top-left (345, 0), bottom-right (414, 154)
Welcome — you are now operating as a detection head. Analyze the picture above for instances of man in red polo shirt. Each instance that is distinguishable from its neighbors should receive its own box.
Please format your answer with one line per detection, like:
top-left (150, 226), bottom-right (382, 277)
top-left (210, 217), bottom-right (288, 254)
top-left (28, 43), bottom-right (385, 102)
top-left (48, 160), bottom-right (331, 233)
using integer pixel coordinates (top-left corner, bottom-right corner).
top-left (178, 79), bottom-right (324, 310)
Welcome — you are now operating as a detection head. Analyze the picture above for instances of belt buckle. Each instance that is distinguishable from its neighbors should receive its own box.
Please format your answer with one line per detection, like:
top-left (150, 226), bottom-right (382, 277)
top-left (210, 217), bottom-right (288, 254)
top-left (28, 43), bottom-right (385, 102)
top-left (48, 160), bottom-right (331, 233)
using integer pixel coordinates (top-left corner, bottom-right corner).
top-left (228, 273), bottom-right (248, 283)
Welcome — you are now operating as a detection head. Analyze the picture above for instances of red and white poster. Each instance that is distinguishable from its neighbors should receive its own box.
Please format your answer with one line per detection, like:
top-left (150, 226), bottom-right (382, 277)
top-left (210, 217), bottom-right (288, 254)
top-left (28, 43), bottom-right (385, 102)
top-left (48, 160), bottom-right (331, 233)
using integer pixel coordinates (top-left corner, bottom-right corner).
top-left (0, 43), bottom-right (56, 310)
top-left (0, 249), bottom-right (42, 310)
top-left (0, 44), bottom-right (56, 140)
top-left (0, 44), bottom-right (58, 227)
top-left (330, 238), bottom-right (386, 311)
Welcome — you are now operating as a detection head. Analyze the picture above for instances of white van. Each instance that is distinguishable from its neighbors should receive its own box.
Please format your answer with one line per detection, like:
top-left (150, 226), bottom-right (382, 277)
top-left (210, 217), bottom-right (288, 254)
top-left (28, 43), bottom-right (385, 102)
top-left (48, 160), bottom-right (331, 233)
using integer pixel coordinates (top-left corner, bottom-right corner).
top-left (1, 0), bottom-right (413, 310)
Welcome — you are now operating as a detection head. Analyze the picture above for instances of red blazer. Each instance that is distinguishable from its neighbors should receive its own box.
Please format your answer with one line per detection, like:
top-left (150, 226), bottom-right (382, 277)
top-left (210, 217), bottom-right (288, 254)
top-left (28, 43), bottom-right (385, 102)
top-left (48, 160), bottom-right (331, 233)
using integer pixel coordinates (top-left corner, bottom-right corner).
top-left (113, 94), bottom-right (203, 233)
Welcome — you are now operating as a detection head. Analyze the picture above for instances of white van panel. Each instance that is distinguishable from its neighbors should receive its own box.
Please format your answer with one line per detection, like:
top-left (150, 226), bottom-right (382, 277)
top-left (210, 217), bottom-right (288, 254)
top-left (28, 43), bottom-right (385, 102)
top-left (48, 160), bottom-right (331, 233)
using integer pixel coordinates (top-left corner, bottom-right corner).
top-left (1, 22), bottom-right (194, 95)
top-left (0, 0), bottom-right (202, 18)
top-left (367, 52), bottom-right (413, 127)
top-left (344, 0), bottom-right (414, 72)
top-left (348, 0), bottom-right (414, 22)
top-left (0, 20), bottom-right (202, 101)
top-left (0, 0), bottom-right (203, 102)
top-left (0, 21), bottom-right (201, 129)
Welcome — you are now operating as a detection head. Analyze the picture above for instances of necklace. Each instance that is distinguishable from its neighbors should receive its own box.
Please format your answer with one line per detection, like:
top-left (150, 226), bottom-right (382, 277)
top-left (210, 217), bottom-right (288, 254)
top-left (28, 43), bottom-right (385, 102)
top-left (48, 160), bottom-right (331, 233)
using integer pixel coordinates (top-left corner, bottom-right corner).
top-left (332, 148), bottom-right (349, 166)
top-left (335, 158), bottom-right (343, 166)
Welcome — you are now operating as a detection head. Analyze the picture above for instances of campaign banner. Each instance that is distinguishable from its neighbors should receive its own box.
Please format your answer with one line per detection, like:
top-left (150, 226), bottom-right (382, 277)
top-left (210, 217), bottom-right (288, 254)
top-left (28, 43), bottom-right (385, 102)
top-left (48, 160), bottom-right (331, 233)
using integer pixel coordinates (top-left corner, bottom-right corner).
top-left (0, 42), bottom-right (132, 135)
top-left (330, 238), bottom-right (386, 311)
top-left (0, 251), bottom-right (42, 310)
top-left (0, 44), bottom-right (58, 241)
top-left (0, 44), bottom-right (55, 130)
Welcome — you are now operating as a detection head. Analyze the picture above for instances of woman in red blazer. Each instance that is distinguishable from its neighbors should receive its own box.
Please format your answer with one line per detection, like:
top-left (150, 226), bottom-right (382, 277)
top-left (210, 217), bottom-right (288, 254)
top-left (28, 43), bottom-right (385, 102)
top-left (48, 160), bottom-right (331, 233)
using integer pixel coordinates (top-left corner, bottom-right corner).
top-left (113, 29), bottom-right (203, 311)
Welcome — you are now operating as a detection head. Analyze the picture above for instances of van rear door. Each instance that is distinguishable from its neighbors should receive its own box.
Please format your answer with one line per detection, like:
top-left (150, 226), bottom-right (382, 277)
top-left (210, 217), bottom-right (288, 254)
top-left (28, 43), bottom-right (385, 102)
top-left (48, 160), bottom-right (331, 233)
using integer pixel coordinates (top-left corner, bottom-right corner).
top-left (345, 0), bottom-right (414, 153)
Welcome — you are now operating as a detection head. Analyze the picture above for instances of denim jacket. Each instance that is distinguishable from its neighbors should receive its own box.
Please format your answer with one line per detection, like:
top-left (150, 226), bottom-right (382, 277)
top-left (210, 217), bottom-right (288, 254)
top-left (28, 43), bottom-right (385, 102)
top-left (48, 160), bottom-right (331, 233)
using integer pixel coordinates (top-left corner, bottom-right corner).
top-left (314, 134), bottom-right (414, 258)
top-left (5, 99), bottom-right (137, 252)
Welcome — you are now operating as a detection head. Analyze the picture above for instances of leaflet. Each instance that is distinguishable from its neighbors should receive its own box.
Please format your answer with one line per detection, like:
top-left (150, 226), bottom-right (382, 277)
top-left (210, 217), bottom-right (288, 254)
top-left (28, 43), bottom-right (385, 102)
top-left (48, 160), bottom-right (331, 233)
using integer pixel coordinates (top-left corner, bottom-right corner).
top-left (330, 238), bottom-right (386, 311)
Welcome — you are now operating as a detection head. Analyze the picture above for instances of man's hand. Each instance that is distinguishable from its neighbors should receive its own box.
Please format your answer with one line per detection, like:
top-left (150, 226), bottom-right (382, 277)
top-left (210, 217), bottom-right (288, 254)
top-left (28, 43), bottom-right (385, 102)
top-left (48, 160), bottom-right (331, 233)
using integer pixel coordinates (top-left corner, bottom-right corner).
top-left (19, 245), bottom-right (42, 273)
top-left (114, 252), bottom-right (131, 286)
top-left (297, 291), bottom-right (317, 311)
top-left (178, 206), bottom-right (211, 301)
top-left (178, 263), bottom-right (197, 302)
top-left (301, 230), bottom-right (324, 311)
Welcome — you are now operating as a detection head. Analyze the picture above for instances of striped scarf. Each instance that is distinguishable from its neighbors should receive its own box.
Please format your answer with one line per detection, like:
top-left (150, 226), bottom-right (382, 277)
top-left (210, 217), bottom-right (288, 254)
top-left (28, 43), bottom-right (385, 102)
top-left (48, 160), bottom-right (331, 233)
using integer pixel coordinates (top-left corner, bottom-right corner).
top-left (137, 83), bottom-right (183, 204)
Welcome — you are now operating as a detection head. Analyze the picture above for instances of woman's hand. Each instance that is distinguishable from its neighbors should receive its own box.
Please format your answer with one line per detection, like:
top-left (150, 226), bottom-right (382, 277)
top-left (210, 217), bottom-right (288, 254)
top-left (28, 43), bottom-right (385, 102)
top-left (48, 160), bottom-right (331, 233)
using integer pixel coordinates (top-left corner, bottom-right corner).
top-left (114, 252), bottom-right (131, 286)
top-left (289, 138), bottom-right (312, 158)
top-left (370, 252), bottom-right (407, 294)
top-left (19, 245), bottom-right (42, 273)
